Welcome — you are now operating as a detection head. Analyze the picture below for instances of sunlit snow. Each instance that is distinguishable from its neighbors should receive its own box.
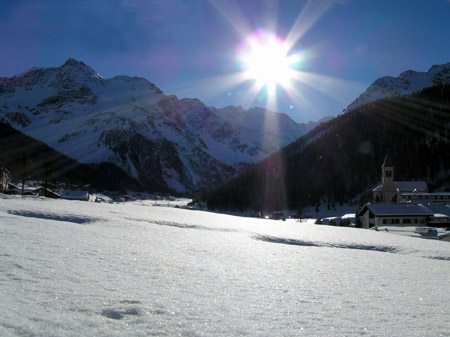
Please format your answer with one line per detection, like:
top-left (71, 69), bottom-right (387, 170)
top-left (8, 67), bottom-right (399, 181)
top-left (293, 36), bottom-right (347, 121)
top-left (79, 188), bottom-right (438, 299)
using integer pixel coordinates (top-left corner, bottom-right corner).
top-left (1, 195), bottom-right (449, 336)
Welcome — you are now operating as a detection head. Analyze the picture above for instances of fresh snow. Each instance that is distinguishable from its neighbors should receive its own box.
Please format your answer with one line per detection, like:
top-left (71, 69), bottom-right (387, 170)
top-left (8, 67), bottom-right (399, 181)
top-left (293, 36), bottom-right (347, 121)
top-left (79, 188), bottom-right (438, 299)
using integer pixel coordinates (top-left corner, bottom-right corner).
top-left (1, 195), bottom-right (450, 336)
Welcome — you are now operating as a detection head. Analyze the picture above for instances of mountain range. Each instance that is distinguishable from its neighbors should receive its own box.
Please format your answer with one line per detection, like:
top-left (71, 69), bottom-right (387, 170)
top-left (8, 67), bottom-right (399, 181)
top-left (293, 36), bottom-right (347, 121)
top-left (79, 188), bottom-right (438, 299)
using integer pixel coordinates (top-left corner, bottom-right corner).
top-left (203, 63), bottom-right (450, 212)
top-left (2, 59), bottom-right (449, 199)
top-left (0, 58), bottom-right (328, 193)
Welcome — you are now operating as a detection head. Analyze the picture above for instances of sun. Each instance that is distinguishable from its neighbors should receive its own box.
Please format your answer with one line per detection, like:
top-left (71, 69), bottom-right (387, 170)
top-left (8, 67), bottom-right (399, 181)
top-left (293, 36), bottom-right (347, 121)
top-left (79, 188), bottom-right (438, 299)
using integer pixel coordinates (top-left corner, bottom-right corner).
top-left (238, 31), bottom-right (300, 92)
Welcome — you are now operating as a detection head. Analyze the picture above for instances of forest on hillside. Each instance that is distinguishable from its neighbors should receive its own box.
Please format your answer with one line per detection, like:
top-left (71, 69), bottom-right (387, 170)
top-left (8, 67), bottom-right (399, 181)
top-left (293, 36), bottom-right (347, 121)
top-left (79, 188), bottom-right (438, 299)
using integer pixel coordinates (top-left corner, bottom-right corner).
top-left (202, 84), bottom-right (450, 213)
top-left (0, 122), bottom-right (143, 192)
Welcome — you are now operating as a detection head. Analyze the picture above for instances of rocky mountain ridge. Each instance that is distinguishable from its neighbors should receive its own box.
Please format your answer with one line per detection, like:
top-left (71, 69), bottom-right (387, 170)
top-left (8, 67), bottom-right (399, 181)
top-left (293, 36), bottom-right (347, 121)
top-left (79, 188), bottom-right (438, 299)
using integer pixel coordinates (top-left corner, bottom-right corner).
top-left (344, 62), bottom-right (450, 112)
top-left (0, 58), bottom-right (326, 193)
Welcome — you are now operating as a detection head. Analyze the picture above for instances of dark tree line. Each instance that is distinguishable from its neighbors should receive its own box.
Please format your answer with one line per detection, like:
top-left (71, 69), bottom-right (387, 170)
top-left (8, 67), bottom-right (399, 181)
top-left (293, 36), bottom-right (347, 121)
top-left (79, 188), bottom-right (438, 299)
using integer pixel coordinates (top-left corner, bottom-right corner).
top-left (203, 84), bottom-right (450, 212)
top-left (0, 122), bottom-right (143, 193)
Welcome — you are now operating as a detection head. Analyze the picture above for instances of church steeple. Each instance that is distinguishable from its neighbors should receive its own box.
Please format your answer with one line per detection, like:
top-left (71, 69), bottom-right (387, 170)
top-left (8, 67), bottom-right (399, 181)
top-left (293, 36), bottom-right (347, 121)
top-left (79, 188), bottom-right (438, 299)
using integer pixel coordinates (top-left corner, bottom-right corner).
top-left (382, 151), bottom-right (394, 168)
top-left (381, 151), bottom-right (394, 201)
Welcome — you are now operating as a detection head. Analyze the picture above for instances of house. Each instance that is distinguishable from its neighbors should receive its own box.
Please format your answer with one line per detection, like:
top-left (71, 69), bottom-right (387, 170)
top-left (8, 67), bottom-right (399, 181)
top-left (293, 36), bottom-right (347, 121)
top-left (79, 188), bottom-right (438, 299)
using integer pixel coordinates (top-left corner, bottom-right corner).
top-left (392, 191), bottom-right (450, 204)
top-left (58, 190), bottom-right (90, 201)
top-left (372, 153), bottom-right (428, 202)
top-left (6, 182), bottom-right (20, 194)
top-left (356, 203), bottom-right (433, 229)
top-left (271, 211), bottom-right (286, 221)
top-left (0, 164), bottom-right (10, 192)
top-left (425, 204), bottom-right (450, 227)
top-left (34, 187), bottom-right (61, 199)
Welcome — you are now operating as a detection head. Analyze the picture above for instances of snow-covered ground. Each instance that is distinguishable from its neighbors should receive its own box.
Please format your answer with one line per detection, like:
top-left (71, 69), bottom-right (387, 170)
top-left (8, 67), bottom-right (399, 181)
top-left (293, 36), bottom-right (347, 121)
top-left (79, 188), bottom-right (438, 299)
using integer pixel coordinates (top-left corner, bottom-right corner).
top-left (1, 195), bottom-right (449, 336)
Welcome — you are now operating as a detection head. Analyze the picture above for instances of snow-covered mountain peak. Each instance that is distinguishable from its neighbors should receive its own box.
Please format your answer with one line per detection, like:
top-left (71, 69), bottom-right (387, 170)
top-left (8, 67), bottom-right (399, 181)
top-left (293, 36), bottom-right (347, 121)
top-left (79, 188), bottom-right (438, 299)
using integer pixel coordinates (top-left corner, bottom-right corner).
top-left (398, 70), bottom-right (418, 78)
top-left (343, 62), bottom-right (450, 113)
top-left (61, 58), bottom-right (96, 74)
top-left (428, 62), bottom-right (450, 74)
top-left (0, 59), bottom-right (326, 193)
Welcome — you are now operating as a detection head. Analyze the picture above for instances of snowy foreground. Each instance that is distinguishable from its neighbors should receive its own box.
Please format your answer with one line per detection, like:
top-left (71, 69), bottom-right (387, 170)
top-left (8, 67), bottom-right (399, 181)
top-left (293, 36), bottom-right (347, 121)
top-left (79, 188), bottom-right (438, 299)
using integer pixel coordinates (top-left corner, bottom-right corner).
top-left (1, 195), bottom-right (450, 337)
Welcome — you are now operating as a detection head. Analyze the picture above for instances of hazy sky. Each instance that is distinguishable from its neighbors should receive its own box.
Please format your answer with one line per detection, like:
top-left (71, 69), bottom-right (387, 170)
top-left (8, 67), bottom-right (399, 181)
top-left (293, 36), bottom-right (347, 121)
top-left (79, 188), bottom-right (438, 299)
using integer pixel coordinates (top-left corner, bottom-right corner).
top-left (0, 0), bottom-right (449, 123)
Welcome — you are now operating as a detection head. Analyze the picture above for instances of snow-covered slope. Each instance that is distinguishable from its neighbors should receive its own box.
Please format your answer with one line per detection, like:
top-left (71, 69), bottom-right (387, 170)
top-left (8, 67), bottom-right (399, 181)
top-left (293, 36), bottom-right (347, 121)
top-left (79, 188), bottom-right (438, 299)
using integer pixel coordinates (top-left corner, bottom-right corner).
top-left (0, 59), bottom-right (321, 193)
top-left (344, 62), bottom-right (450, 112)
top-left (1, 195), bottom-right (450, 336)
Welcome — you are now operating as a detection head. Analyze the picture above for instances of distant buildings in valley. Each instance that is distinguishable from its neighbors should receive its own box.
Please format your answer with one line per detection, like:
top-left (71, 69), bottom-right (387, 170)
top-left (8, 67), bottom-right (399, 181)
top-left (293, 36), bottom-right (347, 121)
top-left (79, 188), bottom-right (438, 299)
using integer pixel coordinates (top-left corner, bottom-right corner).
top-left (357, 153), bottom-right (450, 229)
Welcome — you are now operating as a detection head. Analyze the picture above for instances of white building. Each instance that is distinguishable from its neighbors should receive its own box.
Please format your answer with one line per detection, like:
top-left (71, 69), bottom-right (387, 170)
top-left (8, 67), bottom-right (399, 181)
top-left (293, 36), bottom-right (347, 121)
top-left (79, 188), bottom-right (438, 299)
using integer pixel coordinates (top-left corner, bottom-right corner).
top-left (392, 191), bottom-right (450, 204)
top-left (58, 190), bottom-right (90, 201)
top-left (356, 203), bottom-right (432, 229)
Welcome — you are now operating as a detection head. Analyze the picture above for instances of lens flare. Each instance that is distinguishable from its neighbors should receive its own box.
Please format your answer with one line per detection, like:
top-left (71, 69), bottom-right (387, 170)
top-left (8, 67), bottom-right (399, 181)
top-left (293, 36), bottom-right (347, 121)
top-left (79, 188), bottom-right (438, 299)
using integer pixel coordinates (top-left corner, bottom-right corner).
top-left (238, 31), bottom-right (301, 92)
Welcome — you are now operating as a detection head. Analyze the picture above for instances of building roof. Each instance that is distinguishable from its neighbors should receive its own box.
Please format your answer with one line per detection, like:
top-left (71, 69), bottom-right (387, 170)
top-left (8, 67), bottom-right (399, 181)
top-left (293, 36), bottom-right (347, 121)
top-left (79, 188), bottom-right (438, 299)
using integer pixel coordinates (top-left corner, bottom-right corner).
top-left (373, 181), bottom-right (428, 193)
top-left (35, 187), bottom-right (60, 199)
top-left (396, 191), bottom-right (450, 203)
top-left (373, 184), bottom-right (382, 192)
top-left (426, 204), bottom-right (450, 218)
top-left (394, 181), bottom-right (428, 192)
top-left (357, 203), bottom-right (433, 217)
top-left (58, 190), bottom-right (89, 200)
top-left (401, 192), bottom-right (450, 197)
top-left (382, 152), bottom-right (393, 167)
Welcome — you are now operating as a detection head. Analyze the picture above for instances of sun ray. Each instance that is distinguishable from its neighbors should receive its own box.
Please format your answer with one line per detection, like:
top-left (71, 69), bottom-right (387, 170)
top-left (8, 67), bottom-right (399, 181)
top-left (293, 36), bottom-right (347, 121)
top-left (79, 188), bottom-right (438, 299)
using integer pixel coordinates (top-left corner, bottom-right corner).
top-left (207, 0), bottom-right (253, 39)
top-left (290, 70), bottom-right (365, 105)
top-left (285, 0), bottom-right (339, 50)
top-left (164, 71), bottom-right (248, 102)
top-left (236, 80), bottom-right (265, 109)
top-left (281, 82), bottom-right (322, 121)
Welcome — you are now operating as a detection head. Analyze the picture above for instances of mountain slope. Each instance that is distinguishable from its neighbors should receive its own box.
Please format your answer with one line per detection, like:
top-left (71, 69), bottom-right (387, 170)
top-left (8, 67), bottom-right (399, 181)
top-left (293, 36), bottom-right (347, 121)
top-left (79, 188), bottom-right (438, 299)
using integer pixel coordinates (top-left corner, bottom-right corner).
top-left (0, 122), bottom-right (142, 192)
top-left (203, 83), bottom-right (450, 212)
top-left (344, 62), bottom-right (450, 112)
top-left (0, 58), bottom-right (323, 193)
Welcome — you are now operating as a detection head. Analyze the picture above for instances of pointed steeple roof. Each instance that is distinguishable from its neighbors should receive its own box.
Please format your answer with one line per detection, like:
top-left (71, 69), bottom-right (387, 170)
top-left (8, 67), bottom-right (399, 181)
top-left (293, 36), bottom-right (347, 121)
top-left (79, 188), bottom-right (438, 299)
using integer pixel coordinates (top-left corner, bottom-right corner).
top-left (382, 151), bottom-right (394, 167)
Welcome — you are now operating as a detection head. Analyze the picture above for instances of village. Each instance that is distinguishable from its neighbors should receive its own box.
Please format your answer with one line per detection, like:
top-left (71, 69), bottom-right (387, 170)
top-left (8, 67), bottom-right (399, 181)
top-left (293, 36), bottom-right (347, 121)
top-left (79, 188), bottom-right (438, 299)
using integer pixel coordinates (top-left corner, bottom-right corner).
top-left (2, 153), bottom-right (450, 242)
top-left (1, 163), bottom-right (92, 201)
top-left (0, 163), bottom-right (177, 204)
top-left (355, 153), bottom-right (450, 238)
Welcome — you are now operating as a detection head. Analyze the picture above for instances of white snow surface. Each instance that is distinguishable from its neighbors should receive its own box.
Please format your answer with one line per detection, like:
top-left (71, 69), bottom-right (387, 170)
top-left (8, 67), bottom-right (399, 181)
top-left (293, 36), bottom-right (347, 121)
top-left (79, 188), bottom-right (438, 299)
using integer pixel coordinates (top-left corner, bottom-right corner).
top-left (344, 62), bottom-right (450, 113)
top-left (1, 195), bottom-right (450, 336)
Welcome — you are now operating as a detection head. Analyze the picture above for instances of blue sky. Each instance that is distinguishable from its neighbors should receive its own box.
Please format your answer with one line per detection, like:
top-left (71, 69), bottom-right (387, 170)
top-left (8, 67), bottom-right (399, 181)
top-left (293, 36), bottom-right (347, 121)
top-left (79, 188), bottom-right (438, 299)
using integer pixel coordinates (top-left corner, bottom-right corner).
top-left (0, 0), bottom-right (449, 123)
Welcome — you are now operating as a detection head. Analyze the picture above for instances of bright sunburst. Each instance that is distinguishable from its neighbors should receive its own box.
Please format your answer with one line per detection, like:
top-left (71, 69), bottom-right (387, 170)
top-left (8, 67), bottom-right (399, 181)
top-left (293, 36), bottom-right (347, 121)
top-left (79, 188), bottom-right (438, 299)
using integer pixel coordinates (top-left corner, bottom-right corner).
top-left (172, 1), bottom-right (364, 118)
top-left (238, 32), bottom-right (300, 93)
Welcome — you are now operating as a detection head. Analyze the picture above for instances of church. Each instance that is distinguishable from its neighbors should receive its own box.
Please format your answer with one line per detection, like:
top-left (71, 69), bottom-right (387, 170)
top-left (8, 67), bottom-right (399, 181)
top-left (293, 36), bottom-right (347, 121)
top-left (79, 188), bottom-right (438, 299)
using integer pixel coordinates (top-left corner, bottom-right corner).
top-left (372, 152), bottom-right (428, 203)
top-left (357, 153), bottom-right (450, 229)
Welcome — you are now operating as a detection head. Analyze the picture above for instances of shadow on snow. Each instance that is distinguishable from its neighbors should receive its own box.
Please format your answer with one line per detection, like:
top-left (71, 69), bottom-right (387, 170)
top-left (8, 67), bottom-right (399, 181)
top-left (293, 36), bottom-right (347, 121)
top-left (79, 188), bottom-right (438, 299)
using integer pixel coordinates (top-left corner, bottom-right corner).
top-left (253, 234), bottom-right (398, 253)
top-left (8, 210), bottom-right (99, 224)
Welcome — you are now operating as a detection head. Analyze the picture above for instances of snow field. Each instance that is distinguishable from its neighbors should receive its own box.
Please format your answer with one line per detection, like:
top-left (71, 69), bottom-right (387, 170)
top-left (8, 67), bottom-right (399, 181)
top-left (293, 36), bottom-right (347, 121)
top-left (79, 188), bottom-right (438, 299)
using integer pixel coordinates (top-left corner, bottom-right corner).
top-left (1, 195), bottom-right (450, 336)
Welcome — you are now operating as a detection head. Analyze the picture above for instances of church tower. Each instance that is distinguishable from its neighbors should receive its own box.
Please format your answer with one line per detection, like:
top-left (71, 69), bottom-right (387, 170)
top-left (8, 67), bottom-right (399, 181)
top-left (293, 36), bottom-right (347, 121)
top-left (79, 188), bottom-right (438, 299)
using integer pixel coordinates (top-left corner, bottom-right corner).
top-left (381, 152), bottom-right (395, 202)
